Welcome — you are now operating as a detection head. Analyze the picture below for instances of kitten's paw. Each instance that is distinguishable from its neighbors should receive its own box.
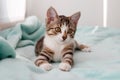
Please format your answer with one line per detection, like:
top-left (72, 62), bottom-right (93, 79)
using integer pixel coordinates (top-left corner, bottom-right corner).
top-left (59, 62), bottom-right (71, 71)
top-left (39, 63), bottom-right (53, 71)
top-left (79, 44), bottom-right (91, 52)
top-left (82, 47), bottom-right (91, 52)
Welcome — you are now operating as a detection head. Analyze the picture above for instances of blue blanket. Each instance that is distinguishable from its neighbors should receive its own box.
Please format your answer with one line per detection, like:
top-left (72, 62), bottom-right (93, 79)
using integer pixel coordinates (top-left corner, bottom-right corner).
top-left (0, 16), bottom-right (45, 60)
top-left (0, 17), bottom-right (120, 80)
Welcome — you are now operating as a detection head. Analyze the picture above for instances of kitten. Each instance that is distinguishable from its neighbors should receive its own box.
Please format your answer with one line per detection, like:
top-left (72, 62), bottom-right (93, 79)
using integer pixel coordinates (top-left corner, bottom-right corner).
top-left (35, 7), bottom-right (90, 71)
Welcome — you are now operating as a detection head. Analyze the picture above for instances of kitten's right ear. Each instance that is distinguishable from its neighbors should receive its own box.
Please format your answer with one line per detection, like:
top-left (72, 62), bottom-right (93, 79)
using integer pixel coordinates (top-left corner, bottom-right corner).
top-left (70, 12), bottom-right (81, 25)
top-left (46, 7), bottom-right (58, 24)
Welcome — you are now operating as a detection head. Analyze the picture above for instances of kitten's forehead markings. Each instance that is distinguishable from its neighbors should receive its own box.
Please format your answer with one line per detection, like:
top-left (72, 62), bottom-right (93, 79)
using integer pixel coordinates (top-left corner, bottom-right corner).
top-left (61, 24), bottom-right (68, 34)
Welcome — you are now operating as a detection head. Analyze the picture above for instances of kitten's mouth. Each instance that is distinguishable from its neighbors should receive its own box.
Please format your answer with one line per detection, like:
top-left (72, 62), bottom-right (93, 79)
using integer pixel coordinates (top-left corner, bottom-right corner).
top-left (60, 39), bottom-right (68, 43)
top-left (60, 39), bottom-right (66, 42)
top-left (61, 40), bottom-right (65, 42)
top-left (56, 39), bottom-right (66, 44)
top-left (59, 40), bottom-right (64, 43)
top-left (55, 37), bottom-right (68, 44)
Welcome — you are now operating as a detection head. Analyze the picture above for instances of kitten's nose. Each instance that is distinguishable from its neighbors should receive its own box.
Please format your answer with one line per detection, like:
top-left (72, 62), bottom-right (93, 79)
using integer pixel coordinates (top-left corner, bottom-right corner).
top-left (62, 31), bottom-right (67, 41)
top-left (62, 35), bottom-right (67, 40)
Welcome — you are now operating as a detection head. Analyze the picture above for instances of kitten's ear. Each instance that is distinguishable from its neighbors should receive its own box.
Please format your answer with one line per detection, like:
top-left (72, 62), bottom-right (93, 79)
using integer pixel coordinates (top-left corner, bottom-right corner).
top-left (47, 7), bottom-right (58, 24)
top-left (70, 12), bottom-right (81, 25)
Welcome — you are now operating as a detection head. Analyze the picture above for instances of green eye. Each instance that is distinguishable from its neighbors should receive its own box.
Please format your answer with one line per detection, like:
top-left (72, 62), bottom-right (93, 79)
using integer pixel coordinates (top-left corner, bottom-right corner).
top-left (68, 29), bottom-right (73, 34)
top-left (55, 27), bottom-right (61, 32)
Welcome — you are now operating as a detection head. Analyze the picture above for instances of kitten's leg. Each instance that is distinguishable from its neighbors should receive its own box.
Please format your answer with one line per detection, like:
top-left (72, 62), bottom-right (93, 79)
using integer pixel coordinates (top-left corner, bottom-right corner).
top-left (75, 41), bottom-right (91, 52)
top-left (35, 48), bottom-right (54, 71)
top-left (35, 55), bottom-right (52, 71)
top-left (59, 52), bottom-right (73, 71)
top-left (59, 44), bottom-right (74, 71)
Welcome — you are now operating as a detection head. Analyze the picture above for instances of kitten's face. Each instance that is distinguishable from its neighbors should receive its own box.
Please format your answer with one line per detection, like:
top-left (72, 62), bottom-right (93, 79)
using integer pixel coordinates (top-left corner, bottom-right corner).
top-left (46, 7), bottom-right (81, 43)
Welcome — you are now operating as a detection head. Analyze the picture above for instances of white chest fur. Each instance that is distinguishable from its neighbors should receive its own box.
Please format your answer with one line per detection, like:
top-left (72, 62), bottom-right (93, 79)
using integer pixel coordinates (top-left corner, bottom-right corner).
top-left (44, 35), bottom-right (74, 62)
top-left (44, 36), bottom-right (63, 61)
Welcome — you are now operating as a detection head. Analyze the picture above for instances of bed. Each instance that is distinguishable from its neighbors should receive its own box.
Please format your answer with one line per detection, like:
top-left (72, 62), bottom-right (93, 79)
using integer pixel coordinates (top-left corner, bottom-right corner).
top-left (0, 16), bottom-right (120, 80)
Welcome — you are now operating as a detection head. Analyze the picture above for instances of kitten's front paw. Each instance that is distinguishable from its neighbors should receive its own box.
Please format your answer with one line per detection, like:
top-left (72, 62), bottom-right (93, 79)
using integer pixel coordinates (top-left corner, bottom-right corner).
top-left (59, 62), bottom-right (71, 71)
top-left (82, 47), bottom-right (91, 52)
top-left (39, 63), bottom-right (53, 71)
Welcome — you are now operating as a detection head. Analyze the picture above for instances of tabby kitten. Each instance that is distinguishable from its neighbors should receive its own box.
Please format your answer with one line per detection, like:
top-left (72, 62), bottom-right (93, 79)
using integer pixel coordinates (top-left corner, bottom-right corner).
top-left (35, 7), bottom-right (90, 71)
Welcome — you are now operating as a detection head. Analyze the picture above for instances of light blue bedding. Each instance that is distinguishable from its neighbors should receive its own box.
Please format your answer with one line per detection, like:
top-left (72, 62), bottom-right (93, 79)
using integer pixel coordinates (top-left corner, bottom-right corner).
top-left (0, 16), bottom-right (120, 80)
top-left (0, 16), bottom-right (45, 60)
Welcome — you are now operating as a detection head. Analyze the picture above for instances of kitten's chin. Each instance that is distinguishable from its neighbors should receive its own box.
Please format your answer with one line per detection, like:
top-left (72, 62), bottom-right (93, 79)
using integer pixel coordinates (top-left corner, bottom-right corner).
top-left (56, 39), bottom-right (71, 44)
top-left (57, 41), bottom-right (67, 44)
top-left (59, 40), bottom-right (66, 44)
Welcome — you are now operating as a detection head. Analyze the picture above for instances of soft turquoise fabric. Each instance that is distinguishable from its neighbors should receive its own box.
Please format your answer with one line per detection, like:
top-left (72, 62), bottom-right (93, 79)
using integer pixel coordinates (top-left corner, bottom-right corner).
top-left (1, 18), bottom-right (120, 80)
top-left (0, 16), bottom-right (45, 60)
top-left (0, 37), bottom-right (15, 60)
top-left (21, 16), bottom-right (45, 41)
top-left (0, 59), bottom-right (45, 80)
top-left (0, 16), bottom-right (45, 80)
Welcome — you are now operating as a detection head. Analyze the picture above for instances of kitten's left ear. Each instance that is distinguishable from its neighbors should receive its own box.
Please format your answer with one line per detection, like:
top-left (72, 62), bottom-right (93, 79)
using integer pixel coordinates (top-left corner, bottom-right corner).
top-left (70, 12), bottom-right (81, 25)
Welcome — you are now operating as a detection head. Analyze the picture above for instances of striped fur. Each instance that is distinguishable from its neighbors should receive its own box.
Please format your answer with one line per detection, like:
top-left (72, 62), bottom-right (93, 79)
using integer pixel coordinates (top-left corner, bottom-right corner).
top-left (61, 44), bottom-right (74, 66)
top-left (35, 7), bottom-right (90, 71)
top-left (35, 46), bottom-right (54, 66)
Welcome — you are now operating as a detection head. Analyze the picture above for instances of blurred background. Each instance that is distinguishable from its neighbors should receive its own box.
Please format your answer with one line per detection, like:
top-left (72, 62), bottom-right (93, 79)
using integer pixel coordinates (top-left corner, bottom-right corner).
top-left (0, 0), bottom-right (120, 28)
